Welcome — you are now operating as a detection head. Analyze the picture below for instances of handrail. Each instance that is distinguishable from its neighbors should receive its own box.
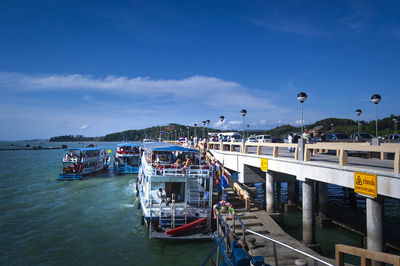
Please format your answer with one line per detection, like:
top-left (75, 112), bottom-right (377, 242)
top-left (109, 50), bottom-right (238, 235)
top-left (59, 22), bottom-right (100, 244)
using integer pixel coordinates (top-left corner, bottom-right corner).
top-left (335, 244), bottom-right (400, 265)
top-left (202, 212), bottom-right (233, 266)
top-left (232, 213), bottom-right (333, 266)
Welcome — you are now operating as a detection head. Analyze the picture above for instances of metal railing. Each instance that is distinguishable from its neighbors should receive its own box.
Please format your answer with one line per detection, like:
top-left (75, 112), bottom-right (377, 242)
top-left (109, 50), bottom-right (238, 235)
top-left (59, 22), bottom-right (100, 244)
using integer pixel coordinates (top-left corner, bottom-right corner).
top-left (231, 213), bottom-right (333, 266)
top-left (202, 212), bottom-right (333, 266)
top-left (144, 163), bottom-right (210, 177)
top-left (202, 213), bottom-right (233, 266)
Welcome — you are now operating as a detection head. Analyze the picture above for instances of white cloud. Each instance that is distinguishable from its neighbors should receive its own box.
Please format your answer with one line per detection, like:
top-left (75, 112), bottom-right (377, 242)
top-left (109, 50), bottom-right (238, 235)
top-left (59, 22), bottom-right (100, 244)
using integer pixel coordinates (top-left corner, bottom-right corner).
top-left (0, 72), bottom-right (294, 139)
top-left (228, 120), bottom-right (241, 126)
top-left (259, 119), bottom-right (267, 126)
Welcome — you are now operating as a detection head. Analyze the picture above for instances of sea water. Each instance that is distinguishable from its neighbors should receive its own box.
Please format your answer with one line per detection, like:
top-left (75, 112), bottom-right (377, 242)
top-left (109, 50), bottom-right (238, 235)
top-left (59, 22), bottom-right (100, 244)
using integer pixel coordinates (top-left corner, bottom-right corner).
top-left (0, 141), bottom-right (213, 265)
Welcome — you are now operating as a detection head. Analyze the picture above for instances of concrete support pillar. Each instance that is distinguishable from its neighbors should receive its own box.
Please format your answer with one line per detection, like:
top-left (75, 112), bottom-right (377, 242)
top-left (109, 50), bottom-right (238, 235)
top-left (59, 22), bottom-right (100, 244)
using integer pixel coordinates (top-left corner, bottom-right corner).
top-left (284, 181), bottom-right (297, 212)
top-left (366, 197), bottom-right (384, 252)
top-left (316, 182), bottom-right (330, 227)
top-left (302, 179), bottom-right (315, 245)
top-left (295, 181), bottom-right (299, 204)
top-left (266, 172), bottom-right (275, 213)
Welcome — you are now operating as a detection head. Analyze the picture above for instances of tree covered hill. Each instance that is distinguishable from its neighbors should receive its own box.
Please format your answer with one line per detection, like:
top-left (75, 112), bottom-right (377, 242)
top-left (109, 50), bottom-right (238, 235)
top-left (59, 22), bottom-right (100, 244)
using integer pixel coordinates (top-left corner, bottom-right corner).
top-left (49, 115), bottom-right (399, 142)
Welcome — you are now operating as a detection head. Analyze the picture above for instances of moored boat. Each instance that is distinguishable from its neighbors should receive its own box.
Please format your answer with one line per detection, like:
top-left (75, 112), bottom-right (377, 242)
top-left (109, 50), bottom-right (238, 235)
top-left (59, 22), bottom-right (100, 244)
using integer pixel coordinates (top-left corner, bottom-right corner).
top-left (114, 143), bottom-right (141, 174)
top-left (137, 142), bottom-right (213, 240)
top-left (58, 147), bottom-right (111, 180)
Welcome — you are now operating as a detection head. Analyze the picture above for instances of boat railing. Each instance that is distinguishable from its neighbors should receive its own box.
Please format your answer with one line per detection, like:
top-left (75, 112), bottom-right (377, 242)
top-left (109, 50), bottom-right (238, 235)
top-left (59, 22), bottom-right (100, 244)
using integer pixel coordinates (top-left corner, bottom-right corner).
top-left (144, 163), bottom-right (210, 178)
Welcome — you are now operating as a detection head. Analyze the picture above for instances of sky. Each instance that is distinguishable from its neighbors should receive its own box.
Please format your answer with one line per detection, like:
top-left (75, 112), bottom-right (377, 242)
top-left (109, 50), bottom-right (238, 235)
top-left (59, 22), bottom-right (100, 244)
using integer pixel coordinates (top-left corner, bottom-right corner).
top-left (0, 0), bottom-right (399, 140)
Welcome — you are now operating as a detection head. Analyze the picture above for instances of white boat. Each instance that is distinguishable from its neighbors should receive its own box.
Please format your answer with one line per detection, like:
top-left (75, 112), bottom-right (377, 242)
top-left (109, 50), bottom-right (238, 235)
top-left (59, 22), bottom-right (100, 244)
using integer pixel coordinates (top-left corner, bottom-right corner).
top-left (137, 143), bottom-right (213, 240)
top-left (58, 147), bottom-right (111, 180)
top-left (114, 143), bottom-right (140, 174)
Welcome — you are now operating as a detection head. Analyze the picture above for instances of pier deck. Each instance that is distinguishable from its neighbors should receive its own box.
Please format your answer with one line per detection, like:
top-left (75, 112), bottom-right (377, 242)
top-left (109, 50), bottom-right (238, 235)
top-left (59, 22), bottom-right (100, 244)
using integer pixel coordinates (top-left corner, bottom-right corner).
top-left (220, 206), bottom-right (335, 265)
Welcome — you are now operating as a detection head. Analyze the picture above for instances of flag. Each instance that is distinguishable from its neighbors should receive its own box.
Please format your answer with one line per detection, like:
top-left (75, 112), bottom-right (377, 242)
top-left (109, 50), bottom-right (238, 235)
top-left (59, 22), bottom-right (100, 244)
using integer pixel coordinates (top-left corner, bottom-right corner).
top-left (160, 131), bottom-right (166, 135)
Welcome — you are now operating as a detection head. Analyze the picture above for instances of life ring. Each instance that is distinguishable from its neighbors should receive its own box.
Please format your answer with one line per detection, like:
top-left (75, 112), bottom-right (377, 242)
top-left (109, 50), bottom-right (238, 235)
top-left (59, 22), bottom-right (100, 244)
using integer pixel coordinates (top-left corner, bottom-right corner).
top-left (213, 200), bottom-right (235, 219)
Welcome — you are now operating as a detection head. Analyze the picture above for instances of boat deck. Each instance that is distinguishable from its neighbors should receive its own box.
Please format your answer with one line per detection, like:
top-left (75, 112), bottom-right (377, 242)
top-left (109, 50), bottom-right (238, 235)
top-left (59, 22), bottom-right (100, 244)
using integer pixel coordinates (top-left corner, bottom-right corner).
top-left (147, 222), bottom-right (213, 240)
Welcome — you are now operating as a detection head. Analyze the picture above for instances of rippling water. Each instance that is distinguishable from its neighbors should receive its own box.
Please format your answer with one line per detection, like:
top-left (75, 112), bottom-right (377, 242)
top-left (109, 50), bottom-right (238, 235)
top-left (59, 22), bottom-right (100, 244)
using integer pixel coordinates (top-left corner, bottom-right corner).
top-left (0, 141), bottom-right (213, 265)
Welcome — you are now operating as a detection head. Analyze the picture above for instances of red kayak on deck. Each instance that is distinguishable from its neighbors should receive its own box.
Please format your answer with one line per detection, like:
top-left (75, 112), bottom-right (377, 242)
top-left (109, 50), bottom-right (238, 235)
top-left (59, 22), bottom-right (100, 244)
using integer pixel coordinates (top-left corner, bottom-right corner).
top-left (165, 217), bottom-right (207, 235)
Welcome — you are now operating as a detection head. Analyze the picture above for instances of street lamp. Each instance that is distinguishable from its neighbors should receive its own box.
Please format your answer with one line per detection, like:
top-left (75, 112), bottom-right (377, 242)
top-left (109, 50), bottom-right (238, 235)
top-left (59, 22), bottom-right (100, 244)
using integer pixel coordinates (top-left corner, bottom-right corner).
top-left (393, 118), bottom-right (398, 134)
top-left (193, 123), bottom-right (197, 138)
top-left (331, 123), bottom-right (334, 133)
top-left (355, 109), bottom-right (362, 138)
top-left (241, 109), bottom-right (247, 140)
top-left (246, 124), bottom-right (249, 138)
top-left (206, 119), bottom-right (210, 139)
top-left (297, 92), bottom-right (307, 134)
top-left (202, 121), bottom-right (206, 139)
top-left (187, 126), bottom-right (190, 139)
top-left (219, 116), bottom-right (225, 130)
top-left (371, 94), bottom-right (382, 137)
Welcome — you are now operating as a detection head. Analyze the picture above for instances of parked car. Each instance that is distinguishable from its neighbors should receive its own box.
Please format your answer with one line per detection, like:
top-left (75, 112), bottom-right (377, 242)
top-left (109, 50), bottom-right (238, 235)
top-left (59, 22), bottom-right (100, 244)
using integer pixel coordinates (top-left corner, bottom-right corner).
top-left (325, 133), bottom-right (349, 141)
top-left (272, 138), bottom-right (284, 143)
top-left (349, 133), bottom-right (373, 142)
top-left (246, 136), bottom-right (257, 143)
top-left (388, 134), bottom-right (400, 140)
top-left (256, 134), bottom-right (272, 143)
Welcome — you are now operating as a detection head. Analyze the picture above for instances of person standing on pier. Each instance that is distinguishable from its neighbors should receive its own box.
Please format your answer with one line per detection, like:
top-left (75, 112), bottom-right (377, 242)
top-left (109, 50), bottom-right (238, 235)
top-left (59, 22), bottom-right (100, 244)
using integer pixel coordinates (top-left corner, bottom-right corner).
top-left (288, 133), bottom-right (294, 152)
top-left (302, 129), bottom-right (311, 143)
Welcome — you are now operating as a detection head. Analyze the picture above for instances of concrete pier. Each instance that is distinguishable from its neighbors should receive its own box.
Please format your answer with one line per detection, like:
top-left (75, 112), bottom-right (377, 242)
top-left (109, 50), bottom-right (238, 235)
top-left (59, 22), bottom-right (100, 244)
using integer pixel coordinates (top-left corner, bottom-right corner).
top-left (302, 179), bottom-right (315, 246)
top-left (284, 180), bottom-right (297, 212)
top-left (367, 196), bottom-right (384, 252)
top-left (266, 172), bottom-right (274, 213)
top-left (316, 181), bottom-right (330, 227)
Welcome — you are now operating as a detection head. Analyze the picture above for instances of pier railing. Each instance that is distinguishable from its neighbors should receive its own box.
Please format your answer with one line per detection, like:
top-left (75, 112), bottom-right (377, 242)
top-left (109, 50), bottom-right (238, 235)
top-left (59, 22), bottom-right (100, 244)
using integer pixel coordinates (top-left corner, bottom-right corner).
top-left (203, 212), bottom-right (333, 266)
top-left (335, 244), bottom-right (400, 266)
top-left (205, 140), bottom-right (400, 173)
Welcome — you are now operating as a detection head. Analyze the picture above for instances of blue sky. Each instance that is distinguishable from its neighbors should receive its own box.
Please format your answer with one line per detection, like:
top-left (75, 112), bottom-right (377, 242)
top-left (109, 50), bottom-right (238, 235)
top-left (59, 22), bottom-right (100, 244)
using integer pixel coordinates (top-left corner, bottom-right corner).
top-left (1, 0), bottom-right (399, 140)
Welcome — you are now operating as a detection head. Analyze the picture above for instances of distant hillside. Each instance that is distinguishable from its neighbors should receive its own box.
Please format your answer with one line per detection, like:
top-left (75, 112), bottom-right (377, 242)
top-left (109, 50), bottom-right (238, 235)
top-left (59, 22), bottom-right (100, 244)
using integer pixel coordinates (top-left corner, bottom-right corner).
top-left (49, 135), bottom-right (97, 142)
top-left (49, 115), bottom-right (399, 142)
top-left (102, 124), bottom-right (222, 141)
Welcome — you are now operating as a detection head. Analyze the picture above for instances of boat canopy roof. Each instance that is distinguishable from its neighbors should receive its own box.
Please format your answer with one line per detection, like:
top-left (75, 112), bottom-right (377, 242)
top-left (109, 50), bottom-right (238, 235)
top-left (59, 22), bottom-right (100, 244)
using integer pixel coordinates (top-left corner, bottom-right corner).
top-left (65, 147), bottom-right (100, 151)
top-left (143, 142), bottom-right (199, 153)
top-left (117, 142), bottom-right (140, 147)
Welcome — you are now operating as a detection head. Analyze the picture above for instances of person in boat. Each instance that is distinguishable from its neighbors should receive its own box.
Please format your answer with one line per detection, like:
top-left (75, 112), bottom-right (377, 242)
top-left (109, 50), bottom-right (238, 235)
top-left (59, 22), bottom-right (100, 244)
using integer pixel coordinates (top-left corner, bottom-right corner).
top-left (181, 154), bottom-right (192, 176)
top-left (66, 153), bottom-right (71, 161)
top-left (157, 188), bottom-right (166, 202)
top-left (174, 158), bottom-right (182, 168)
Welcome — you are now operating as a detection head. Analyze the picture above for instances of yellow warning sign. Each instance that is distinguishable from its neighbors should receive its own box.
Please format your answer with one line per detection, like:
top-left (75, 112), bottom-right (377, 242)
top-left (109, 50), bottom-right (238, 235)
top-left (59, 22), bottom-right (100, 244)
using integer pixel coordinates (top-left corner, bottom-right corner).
top-left (354, 172), bottom-right (377, 198)
top-left (261, 158), bottom-right (268, 171)
top-left (107, 150), bottom-right (112, 154)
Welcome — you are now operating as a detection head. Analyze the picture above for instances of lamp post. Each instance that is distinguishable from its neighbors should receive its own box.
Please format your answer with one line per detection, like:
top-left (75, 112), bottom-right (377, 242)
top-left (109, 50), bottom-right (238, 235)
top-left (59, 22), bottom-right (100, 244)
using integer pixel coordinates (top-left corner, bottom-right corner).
top-left (246, 124), bottom-right (249, 138)
top-left (297, 92), bottom-right (307, 134)
top-left (331, 123), bottom-right (334, 133)
top-left (371, 94), bottom-right (382, 137)
top-left (219, 116), bottom-right (225, 140)
top-left (241, 109), bottom-right (247, 140)
top-left (206, 120), bottom-right (210, 139)
top-left (187, 126), bottom-right (190, 139)
top-left (202, 121), bottom-right (206, 139)
top-left (393, 119), bottom-right (398, 134)
top-left (219, 116), bottom-right (225, 130)
top-left (194, 123), bottom-right (197, 138)
top-left (356, 109), bottom-right (362, 138)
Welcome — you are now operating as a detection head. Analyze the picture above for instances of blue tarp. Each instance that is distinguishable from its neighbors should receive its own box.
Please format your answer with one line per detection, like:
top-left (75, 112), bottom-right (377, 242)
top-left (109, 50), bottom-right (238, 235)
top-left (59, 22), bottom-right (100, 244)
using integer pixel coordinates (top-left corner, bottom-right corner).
top-left (151, 145), bottom-right (199, 153)
top-left (143, 142), bottom-right (199, 153)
